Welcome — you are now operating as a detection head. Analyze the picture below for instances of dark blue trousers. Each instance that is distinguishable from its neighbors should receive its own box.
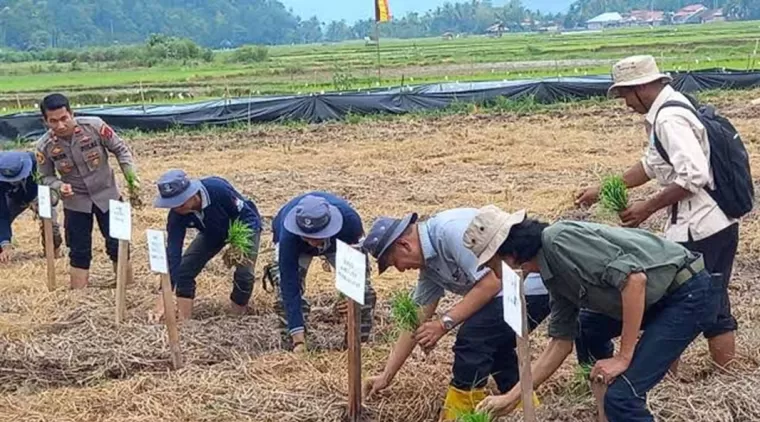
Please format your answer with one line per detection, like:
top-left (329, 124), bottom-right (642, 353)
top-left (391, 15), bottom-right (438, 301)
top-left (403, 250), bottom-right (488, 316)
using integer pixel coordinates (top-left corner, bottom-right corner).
top-left (575, 271), bottom-right (720, 422)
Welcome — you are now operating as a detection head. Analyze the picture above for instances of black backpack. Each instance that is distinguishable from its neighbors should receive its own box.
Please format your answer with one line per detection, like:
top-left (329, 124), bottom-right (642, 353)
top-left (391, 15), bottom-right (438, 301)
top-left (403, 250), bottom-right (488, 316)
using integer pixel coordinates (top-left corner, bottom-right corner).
top-left (653, 95), bottom-right (754, 221)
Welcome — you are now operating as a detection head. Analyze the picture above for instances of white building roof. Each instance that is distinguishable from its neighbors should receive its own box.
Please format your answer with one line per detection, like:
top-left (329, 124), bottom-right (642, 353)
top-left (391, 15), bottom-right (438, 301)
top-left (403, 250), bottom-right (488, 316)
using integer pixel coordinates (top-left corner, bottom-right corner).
top-left (587, 12), bottom-right (624, 24)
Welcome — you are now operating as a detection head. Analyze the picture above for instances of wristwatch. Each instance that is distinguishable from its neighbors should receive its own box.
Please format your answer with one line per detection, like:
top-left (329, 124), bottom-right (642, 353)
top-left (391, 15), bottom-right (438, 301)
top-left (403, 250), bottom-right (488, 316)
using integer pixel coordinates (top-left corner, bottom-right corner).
top-left (441, 314), bottom-right (456, 331)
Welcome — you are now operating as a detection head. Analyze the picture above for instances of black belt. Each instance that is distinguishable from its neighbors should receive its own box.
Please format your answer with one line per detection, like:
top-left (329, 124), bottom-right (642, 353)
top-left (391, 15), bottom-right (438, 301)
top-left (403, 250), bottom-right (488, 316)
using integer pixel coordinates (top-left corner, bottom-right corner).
top-left (668, 255), bottom-right (705, 294)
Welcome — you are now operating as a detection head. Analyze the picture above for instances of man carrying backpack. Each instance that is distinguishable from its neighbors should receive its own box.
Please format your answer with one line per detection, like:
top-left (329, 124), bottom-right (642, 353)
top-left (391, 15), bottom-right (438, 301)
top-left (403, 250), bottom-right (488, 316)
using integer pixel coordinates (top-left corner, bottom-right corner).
top-left (576, 55), bottom-right (753, 369)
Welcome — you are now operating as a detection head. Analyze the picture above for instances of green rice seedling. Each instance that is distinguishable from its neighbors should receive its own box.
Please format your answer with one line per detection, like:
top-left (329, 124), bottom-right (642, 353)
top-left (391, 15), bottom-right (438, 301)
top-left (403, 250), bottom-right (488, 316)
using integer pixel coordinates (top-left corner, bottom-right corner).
top-left (32, 169), bottom-right (43, 185)
top-left (568, 362), bottom-right (594, 399)
top-left (390, 289), bottom-right (420, 333)
top-left (123, 168), bottom-right (144, 208)
top-left (222, 218), bottom-right (254, 268)
top-left (456, 409), bottom-right (492, 422)
top-left (599, 174), bottom-right (628, 213)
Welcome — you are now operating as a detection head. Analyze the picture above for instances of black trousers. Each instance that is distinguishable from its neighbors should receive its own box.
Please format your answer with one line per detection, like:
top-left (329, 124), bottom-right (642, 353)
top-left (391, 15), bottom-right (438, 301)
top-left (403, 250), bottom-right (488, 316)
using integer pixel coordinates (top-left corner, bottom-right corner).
top-left (64, 206), bottom-right (120, 270)
top-left (680, 223), bottom-right (739, 338)
top-left (451, 294), bottom-right (550, 392)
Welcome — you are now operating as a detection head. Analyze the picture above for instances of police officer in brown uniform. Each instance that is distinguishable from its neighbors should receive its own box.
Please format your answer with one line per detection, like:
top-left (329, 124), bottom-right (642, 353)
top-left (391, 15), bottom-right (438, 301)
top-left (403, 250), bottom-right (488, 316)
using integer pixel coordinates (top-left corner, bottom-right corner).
top-left (35, 93), bottom-right (140, 289)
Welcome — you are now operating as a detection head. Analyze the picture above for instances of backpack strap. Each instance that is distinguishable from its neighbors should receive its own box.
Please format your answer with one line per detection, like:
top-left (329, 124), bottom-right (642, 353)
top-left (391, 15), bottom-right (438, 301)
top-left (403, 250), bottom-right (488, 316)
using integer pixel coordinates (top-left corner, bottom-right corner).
top-left (651, 99), bottom-right (701, 225)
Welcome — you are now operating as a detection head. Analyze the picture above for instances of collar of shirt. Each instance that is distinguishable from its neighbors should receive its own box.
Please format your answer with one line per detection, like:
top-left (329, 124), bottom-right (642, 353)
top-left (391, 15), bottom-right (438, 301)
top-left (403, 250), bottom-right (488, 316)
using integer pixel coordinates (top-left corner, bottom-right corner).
top-left (192, 184), bottom-right (211, 222)
top-left (419, 221), bottom-right (438, 263)
top-left (645, 85), bottom-right (677, 126)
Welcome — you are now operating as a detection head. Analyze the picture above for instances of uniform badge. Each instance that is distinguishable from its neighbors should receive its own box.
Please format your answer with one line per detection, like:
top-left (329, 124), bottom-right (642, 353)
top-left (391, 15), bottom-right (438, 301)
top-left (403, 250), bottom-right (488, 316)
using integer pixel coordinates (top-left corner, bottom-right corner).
top-left (35, 151), bottom-right (46, 165)
top-left (100, 124), bottom-right (114, 140)
top-left (235, 198), bottom-right (244, 212)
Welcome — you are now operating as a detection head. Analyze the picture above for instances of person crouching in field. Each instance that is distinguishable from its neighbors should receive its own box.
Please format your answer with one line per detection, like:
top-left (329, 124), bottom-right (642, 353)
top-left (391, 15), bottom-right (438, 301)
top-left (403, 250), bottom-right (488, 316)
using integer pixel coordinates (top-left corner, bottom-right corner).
top-left (262, 192), bottom-right (376, 353)
top-left (362, 208), bottom-right (550, 421)
top-left (0, 151), bottom-right (62, 263)
top-left (464, 205), bottom-right (719, 422)
top-left (150, 169), bottom-right (262, 321)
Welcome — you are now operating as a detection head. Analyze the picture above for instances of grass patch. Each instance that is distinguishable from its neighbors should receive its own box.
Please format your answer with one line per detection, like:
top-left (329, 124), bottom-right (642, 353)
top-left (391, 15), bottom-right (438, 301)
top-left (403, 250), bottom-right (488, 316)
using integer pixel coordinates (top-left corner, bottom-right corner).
top-left (390, 290), bottom-right (419, 333)
top-left (456, 409), bottom-right (492, 422)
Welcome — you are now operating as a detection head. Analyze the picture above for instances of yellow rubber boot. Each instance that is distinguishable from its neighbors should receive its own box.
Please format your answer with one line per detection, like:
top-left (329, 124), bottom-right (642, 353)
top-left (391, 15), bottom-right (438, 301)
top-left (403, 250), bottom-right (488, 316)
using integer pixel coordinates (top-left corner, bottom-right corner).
top-left (516, 390), bottom-right (541, 410)
top-left (441, 386), bottom-right (487, 421)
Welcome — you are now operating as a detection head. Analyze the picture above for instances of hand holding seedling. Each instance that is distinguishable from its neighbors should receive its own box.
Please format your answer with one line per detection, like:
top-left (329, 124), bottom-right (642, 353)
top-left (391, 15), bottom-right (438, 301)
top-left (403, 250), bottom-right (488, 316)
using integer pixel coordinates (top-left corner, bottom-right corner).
top-left (476, 393), bottom-right (519, 417)
top-left (363, 375), bottom-right (390, 398)
top-left (590, 356), bottom-right (630, 385)
top-left (575, 185), bottom-right (600, 207)
top-left (414, 320), bottom-right (446, 350)
top-left (618, 200), bottom-right (654, 228)
top-left (60, 183), bottom-right (74, 198)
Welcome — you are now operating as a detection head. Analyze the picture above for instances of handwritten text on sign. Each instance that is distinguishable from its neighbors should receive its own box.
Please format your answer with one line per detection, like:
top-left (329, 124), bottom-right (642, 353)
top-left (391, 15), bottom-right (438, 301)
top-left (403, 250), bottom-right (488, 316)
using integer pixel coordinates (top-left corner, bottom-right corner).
top-left (109, 200), bottom-right (132, 241)
top-left (335, 240), bottom-right (366, 305)
top-left (37, 185), bottom-right (52, 219)
top-left (146, 230), bottom-right (169, 274)
top-left (502, 262), bottom-right (524, 337)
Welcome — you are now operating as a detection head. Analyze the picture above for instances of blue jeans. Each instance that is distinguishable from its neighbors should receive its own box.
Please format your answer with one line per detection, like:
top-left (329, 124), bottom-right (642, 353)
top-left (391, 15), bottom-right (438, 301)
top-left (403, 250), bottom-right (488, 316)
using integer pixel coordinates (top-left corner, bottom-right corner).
top-left (574, 271), bottom-right (719, 422)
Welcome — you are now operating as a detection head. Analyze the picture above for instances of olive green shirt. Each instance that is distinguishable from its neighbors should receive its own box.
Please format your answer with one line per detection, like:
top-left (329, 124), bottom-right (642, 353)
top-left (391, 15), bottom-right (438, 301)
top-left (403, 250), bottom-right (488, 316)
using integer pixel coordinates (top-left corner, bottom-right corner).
top-left (537, 221), bottom-right (697, 340)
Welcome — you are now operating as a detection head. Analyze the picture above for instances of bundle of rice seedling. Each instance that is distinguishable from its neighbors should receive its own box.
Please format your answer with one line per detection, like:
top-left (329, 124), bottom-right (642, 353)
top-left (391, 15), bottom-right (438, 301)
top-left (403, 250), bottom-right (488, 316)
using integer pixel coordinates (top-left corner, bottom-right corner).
top-left (567, 363), bottom-right (594, 398)
top-left (456, 409), bottom-right (492, 422)
top-left (599, 174), bottom-right (628, 213)
top-left (222, 218), bottom-right (255, 268)
top-left (390, 290), bottom-right (419, 333)
top-left (123, 168), bottom-right (144, 208)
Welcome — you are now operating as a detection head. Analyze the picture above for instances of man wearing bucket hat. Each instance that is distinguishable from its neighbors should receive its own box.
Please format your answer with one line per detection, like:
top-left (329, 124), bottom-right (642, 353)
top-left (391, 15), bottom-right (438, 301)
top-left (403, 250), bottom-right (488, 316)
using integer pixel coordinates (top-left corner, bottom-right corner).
top-left (0, 151), bottom-right (62, 263)
top-left (262, 191), bottom-right (376, 353)
top-left (463, 205), bottom-right (719, 422)
top-left (151, 169), bottom-right (262, 321)
top-left (361, 208), bottom-right (550, 421)
top-left (576, 55), bottom-right (740, 368)
top-left (35, 93), bottom-right (140, 289)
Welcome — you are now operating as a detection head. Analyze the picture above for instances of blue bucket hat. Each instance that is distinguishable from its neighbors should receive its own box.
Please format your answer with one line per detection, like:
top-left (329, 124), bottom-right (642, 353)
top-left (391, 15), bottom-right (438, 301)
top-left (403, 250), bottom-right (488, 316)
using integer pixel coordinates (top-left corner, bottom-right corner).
top-left (153, 169), bottom-right (203, 209)
top-left (361, 212), bottom-right (419, 274)
top-left (0, 152), bottom-right (33, 183)
top-left (283, 195), bottom-right (344, 239)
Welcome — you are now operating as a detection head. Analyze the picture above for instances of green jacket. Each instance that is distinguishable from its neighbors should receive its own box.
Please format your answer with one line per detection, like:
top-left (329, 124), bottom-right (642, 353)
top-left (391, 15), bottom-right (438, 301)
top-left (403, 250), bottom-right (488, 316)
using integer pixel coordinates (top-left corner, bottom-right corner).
top-left (537, 221), bottom-right (697, 340)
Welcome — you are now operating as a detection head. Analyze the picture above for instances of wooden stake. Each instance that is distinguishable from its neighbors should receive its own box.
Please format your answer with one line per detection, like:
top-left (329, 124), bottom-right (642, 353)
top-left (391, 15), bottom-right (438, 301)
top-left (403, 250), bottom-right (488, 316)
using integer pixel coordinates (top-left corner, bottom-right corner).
top-left (115, 239), bottom-right (129, 324)
top-left (515, 270), bottom-right (537, 422)
top-left (42, 218), bottom-right (55, 291)
top-left (160, 273), bottom-right (183, 369)
top-left (347, 299), bottom-right (362, 421)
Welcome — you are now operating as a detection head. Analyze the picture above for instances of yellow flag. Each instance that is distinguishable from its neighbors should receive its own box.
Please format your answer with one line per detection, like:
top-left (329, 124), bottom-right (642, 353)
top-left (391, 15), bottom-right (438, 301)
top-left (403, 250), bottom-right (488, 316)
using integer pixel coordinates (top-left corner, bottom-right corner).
top-left (375, 0), bottom-right (391, 22)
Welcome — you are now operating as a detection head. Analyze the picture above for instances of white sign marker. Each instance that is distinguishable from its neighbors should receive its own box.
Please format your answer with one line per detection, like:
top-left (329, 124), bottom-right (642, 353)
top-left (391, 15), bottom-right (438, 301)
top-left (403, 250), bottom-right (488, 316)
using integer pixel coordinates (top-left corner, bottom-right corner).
top-left (37, 185), bottom-right (52, 219)
top-left (146, 229), bottom-right (168, 274)
top-left (109, 200), bottom-right (132, 241)
top-left (502, 261), bottom-right (524, 337)
top-left (335, 239), bottom-right (367, 305)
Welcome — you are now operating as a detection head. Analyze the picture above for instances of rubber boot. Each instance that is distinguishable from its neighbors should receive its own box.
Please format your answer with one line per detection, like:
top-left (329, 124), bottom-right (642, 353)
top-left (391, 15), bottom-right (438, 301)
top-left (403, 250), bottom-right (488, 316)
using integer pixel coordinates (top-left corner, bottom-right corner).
top-left (70, 267), bottom-right (89, 289)
top-left (440, 386), bottom-right (487, 421)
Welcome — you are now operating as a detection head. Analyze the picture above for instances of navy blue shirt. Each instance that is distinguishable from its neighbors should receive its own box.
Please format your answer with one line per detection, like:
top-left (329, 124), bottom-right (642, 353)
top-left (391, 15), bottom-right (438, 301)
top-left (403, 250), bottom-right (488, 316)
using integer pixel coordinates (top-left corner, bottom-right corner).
top-left (272, 191), bottom-right (364, 335)
top-left (166, 177), bottom-right (262, 285)
top-left (0, 153), bottom-right (39, 246)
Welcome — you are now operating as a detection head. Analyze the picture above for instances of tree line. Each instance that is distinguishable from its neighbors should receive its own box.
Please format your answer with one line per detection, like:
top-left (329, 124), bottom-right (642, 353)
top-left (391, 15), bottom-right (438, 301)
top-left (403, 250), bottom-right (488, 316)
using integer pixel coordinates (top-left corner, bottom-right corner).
top-left (0, 0), bottom-right (758, 56)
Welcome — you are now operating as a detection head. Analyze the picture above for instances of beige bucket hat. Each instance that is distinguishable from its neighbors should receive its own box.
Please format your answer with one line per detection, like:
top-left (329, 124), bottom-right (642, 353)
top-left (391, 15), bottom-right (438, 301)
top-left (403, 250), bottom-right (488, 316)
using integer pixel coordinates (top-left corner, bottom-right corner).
top-left (608, 55), bottom-right (672, 98)
top-left (463, 205), bottom-right (527, 269)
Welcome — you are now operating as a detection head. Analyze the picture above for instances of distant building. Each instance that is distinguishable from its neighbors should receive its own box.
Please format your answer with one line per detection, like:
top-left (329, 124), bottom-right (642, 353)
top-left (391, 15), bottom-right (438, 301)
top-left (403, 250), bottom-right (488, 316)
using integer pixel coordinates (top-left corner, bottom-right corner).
top-left (485, 22), bottom-right (507, 38)
top-left (628, 9), bottom-right (665, 26)
top-left (674, 4), bottom-right (708, 24)
top-left (586, 12), bottom-right (624, 30)
top-left (694, 8), bottom-right (725, 24)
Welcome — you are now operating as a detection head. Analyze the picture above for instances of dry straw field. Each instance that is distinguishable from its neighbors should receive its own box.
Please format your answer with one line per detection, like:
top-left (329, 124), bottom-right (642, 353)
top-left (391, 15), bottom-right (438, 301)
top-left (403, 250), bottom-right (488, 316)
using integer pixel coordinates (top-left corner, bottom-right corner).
top-left (1, 91), bottom-right (760, 422)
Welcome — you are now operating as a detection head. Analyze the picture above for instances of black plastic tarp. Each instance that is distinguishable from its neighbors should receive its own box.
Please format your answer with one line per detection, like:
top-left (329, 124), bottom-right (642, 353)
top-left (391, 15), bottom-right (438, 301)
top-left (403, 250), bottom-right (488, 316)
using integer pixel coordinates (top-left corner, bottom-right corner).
top-left (2, 68), bottom-right (760, 142)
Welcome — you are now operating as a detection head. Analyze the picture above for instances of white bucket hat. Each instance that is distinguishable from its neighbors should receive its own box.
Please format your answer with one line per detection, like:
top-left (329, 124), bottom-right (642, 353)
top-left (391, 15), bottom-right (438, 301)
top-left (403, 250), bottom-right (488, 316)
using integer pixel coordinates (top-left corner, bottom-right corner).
top-left (462, 205), bottom-right (527, 269)
top-left (608, 55), bottom-right (672, 98)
